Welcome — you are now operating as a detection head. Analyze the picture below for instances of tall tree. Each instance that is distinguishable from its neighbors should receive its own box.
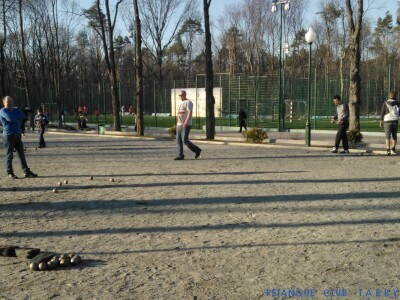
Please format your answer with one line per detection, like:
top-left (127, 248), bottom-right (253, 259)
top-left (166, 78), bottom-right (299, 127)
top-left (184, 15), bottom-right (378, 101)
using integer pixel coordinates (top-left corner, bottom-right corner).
top-left (132, 0), bottom-right (144, 136)
top-left (203, 0), bottom-right (214, 139)
top-left (345, 0), bottom-right (363, 131)
top-left (140, 0), bottom-right (193, 113)
top-left (18, 0), bottom-right (30, 107)
top-left (0, 0), bottom-right (10, 97)
top-left (84, 0), bottom-right (123, 131)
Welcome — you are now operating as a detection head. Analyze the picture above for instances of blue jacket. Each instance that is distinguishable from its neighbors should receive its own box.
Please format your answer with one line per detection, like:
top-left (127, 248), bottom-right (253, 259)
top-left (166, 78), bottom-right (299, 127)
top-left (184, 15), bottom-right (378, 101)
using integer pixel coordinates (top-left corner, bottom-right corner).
top-left (0, 107), bottom-right (26, 136)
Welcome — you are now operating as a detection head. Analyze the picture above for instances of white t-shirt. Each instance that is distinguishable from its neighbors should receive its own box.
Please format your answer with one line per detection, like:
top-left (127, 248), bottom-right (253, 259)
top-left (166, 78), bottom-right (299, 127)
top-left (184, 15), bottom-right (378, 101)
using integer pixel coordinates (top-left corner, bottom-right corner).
top-left (177, 100), bottom-right (193, 126)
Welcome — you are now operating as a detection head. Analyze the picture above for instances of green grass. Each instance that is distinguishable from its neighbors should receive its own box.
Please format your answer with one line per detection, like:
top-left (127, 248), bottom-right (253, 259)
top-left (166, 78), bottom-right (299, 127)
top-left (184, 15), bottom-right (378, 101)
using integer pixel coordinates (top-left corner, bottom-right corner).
top-left (64, 115), bottom-right (383, 132)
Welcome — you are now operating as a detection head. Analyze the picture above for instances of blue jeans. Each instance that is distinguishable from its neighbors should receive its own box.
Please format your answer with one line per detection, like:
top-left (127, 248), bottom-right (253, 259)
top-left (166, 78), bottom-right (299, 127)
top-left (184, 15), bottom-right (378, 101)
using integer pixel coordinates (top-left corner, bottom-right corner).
top-left (176, 125), bottom-right (201, 157)
top-left (3, 134), bottom-right (29, 174)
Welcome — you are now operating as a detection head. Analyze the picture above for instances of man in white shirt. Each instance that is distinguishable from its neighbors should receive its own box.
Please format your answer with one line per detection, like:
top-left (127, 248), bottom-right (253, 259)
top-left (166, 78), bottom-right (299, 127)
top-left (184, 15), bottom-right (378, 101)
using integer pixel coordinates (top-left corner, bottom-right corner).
top-left (175, 90), bottom-right (202, 160)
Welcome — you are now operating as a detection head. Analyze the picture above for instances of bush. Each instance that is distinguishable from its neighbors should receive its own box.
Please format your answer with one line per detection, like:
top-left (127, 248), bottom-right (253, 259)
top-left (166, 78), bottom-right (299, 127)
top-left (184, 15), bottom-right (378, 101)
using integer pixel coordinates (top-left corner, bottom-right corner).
top-left (242, 128), bottom-right (268, 143)
top-left (347, 129), bottom-right (363, 144)
top-left (168, 125), bottom-right (176, 137)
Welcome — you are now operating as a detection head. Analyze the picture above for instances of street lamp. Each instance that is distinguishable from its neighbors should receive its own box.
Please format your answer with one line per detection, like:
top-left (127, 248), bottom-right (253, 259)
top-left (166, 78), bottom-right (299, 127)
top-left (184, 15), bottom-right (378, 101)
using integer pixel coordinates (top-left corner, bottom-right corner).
top-left (305, 27), bottom-right (317, 146)
top-left (271, 0), bottom-right (290, 132)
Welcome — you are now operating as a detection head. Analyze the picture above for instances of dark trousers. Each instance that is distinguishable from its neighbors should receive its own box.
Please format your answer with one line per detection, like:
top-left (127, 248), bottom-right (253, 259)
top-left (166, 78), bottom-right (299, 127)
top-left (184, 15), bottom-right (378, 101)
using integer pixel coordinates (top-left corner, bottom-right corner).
top-left (39, 127), bottom-right (46, 147)
top-left (176, 125), bottom-right (201, 157)
top-left (335, 122), bottom-right (349, 150)
top-left (239, 120), bottom-right (247, 133)
top-left (3, 134), bottom-right (29, 174)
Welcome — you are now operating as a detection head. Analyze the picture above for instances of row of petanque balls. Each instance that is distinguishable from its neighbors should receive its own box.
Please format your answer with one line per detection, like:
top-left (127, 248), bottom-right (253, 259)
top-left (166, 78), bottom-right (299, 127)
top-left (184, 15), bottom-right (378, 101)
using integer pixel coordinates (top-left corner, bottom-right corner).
top-left (52, 177), bottom-right (115, 193)
top-left (29, 253), bottom-right (82, 271)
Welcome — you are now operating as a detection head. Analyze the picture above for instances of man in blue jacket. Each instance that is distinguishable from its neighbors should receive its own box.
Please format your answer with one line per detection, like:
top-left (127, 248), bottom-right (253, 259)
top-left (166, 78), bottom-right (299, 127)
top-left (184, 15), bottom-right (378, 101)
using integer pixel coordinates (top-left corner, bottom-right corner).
top-left (0, 96), bottom-right (38, 179)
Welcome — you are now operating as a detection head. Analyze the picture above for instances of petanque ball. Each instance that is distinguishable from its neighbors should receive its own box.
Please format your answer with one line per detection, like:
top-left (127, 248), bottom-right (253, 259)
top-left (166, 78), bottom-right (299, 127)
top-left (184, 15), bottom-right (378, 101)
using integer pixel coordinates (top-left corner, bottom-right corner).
top-left (47, 261), bottom-right (55, 270)
top-left (29, 262), bottom-right (39, 271)
top-left (71, 255), bottom-right (82, 265)
top-left (60, 257), bottom-right (70, 266)
top-left (38, 262), bottom-right (47, 271)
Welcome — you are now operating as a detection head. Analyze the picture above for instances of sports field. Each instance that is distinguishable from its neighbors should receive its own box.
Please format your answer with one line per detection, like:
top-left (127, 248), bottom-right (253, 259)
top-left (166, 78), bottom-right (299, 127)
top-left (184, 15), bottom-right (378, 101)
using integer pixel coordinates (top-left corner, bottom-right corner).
top-left (1, 133), bottom-right (400, 299)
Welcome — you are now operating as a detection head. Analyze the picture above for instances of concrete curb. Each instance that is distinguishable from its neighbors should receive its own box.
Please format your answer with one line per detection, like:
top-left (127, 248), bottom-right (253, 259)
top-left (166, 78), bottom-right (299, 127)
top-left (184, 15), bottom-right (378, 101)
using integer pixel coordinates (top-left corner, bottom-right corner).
top-left (46, 129), bottom-right (392, 156)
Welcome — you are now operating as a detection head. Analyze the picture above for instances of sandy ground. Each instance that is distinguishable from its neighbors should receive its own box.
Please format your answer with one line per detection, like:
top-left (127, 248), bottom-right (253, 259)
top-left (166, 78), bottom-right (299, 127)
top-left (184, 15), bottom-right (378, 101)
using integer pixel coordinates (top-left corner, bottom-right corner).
top-left (1, 132), bottom-right (400, 300)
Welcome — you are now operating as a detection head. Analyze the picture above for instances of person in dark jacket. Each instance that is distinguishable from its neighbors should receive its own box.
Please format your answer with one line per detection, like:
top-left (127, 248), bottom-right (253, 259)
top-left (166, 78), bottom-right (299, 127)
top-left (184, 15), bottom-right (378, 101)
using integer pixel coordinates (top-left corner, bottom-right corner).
top-left (380, 91), bottom-right (399, 155)
top-left (0, 96), bottom-right (38, 178)
top-left (238, 109), bottom-right (247, 133)
top-left (34, 108), bottom-right (49, 148)
top-left (331, 95), bottom-right (350, 154)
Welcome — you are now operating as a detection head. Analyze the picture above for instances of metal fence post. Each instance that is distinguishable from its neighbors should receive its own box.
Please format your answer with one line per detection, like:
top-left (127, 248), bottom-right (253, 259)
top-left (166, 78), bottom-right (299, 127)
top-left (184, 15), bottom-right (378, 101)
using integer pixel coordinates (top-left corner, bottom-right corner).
top-left (313, 67), bottom-right (317, 129)
top-left (173, 80), bottom-right (177, 125)
top-left (255, 78), bottom-right (258, 127)
top-left (196, 75), bottom-right (199, 129)
top-left (153, 80), bottom-right (157, 127)
top-left (219, 74), bottom-right (222, 126)
top-left (228, 74), bottom-right (231, 127)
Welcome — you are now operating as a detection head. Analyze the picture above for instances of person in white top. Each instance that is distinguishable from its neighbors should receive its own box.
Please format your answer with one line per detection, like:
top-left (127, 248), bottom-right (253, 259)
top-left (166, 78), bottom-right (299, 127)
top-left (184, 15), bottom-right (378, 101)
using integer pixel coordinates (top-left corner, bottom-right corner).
top-left (174, 90), bottom-right (201, 160)
top-left (380, 91), bottom-right (399, 155)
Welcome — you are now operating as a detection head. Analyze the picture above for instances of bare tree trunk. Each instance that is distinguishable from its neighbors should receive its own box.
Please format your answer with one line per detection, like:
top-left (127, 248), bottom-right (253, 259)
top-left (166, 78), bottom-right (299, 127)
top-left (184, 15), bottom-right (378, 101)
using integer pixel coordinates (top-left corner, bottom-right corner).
top-left (50, 0), bottom-right (63, 128)
top-left (133, 0), bottom-right (144, 136)
top-left (95, 0), bottom-right (122, 131)
top-left (18, 0), bottom-right (30, 107)
top-left (0, 0), bottom-right (8, 97)
top-left (345, 0), bottom-right (363, 132)
top-left (203, 0), bottom-right (215, 139)
top-left (104, 0), bottom-right (121, 131)
top-left (340, 52), bottom-right (345, 98)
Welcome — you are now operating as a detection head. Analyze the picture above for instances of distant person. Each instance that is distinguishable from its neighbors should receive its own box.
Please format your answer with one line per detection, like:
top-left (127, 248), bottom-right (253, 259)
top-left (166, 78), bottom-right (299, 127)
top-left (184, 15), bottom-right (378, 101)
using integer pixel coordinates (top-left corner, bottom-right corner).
top-left (22, 106), bottom-right (34, 131)
top-left (61, 106), bottom-right (66, 126)
top-left (238, 108), bottom-right (247, 133)
top-left (77, 106), bottom-right (87, 130)
top-left (82, 105), bottom-right (88, 116)
top-left (174, 90), bottom-right (201, 160)
top-left (34, 108), bottom-right (49, 148)
top-left (330, 95), bottom-right (349, 154)
top-left (380, 91), bottom-right (399, 156)
top-left (0, 96), bottom-right (38, 178)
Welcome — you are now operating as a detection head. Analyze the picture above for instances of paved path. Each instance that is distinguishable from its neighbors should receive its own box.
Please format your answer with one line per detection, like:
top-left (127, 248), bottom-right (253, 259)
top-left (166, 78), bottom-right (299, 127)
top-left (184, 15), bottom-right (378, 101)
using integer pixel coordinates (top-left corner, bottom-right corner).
top-left (0, 133), bottom-right (400, 299)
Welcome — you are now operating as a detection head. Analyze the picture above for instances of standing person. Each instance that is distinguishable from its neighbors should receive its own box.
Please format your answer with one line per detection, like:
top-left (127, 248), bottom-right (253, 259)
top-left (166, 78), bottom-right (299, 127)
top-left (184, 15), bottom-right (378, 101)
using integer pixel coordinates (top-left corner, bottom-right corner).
top-left (128, 105), bottom-right (137, 131)
top-left (61, 105), bottom-right (65, 126)
top-left (34, 108), bottom-right (48, 148)
top-left (238, 108), bottom-right (247, 133)
top-left (77, 106), bottom-right (83, 129)
top-left (0, 96), bottom-right (38, 178)
top-left (330, 95), bottom-right (350, 154)
top-left (175, 90), bottom-right (202, 160)
top-left (22, 106), bottom-right (33, 131)
top-left (380, 91), bottom-right (399, 156)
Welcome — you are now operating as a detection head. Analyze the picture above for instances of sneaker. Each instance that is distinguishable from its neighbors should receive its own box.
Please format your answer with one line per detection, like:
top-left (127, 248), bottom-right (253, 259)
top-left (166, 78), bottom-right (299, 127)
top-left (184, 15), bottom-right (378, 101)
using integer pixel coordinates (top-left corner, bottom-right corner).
top-left (391, 149), bottom-right (397, 155)
top-left (24, 170), bottom-right (38, 178)
top-left (387, 149), bottom-right (391, 156)
top-left (8, 173), bottom-right (18, 179)
top-left (174, 156), bottom-right (184, 161)
top-left (330, 147), bottom-right (338, 153)
top-left (340, 150), bottom-right (350, 154)
top-left (195, 150), bottom-right (202, 159)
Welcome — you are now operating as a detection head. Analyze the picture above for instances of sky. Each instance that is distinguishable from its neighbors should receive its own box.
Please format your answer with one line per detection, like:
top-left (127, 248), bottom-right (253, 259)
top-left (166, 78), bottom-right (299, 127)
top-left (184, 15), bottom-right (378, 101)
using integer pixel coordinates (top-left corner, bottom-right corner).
top-left (211, 0), bottom-right (397, 28)
top-left (78, 0), bottom-right (398, 29)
